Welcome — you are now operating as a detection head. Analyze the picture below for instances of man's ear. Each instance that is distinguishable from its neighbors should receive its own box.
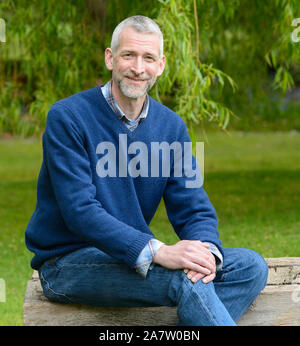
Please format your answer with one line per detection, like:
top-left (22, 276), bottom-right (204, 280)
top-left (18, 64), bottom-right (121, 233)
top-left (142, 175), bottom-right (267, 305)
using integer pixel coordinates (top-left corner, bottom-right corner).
top-left (104, 48), bottom-right (114, 71)
top-left (157, 55), bottom-right (166, 77)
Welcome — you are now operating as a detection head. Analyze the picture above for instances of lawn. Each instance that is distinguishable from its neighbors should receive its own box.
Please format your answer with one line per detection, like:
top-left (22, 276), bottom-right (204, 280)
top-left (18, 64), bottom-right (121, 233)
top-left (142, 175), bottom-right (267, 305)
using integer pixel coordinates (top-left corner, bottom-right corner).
top-left (0, 131), bottom-right (299, 326)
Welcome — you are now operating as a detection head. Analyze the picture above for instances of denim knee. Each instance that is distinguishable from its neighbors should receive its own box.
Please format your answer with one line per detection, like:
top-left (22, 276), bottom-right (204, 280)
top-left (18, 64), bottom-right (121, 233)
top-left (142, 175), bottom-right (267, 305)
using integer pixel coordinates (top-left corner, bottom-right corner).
top-left (38, 260), bottom-right (73, 304)
top-left (240, 249), bottom-right (269, 292)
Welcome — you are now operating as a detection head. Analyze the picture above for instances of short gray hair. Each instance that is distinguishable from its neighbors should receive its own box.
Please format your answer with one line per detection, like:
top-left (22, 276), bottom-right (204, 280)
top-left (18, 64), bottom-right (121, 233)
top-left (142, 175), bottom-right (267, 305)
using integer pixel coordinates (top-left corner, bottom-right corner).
top-left (110, 15), bottom-right (164, 58)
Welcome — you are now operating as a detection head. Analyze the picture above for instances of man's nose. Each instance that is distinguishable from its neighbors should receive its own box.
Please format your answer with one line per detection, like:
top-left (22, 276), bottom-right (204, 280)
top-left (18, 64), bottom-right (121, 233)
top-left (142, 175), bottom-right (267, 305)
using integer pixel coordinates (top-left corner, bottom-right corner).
top-left (130, 57), bottom-right (145, 75)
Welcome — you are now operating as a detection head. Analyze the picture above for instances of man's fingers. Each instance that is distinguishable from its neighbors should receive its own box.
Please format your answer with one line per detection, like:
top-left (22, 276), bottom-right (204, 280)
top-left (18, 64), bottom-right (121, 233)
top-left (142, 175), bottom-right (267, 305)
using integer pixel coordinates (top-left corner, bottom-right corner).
top-left (153, 240), bottom-right (217, 273)
top-left (202, 272), bottom-right (216, 284)
top-left (182, 244), bottom-right (216, 273)
top-left (183, 255), bottom-right (215, 274)
top-left (184, 268), bottom-right (216, 284)
top-left (184, 269), bottom-right (205, 283)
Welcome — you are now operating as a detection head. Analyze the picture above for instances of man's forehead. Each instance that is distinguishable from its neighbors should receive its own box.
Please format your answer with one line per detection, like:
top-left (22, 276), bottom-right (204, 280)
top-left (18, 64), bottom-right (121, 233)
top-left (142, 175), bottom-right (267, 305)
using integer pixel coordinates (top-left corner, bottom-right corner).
top-left (118, 27), bottom-right (160, 54)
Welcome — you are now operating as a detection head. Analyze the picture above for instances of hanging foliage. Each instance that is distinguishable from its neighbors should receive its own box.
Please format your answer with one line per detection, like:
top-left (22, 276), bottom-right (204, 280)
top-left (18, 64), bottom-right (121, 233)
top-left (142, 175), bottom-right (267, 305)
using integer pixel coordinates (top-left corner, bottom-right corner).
top-left (0, 0), bottom-right (299, 136)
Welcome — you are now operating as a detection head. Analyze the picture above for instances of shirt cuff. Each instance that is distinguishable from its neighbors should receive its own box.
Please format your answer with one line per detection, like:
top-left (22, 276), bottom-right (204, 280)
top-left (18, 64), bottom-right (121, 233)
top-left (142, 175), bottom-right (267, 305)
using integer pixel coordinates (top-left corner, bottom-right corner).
top-left (203, 242), bottom-right (223, 271)
top-left (135, 239), bottom-right (164, 278)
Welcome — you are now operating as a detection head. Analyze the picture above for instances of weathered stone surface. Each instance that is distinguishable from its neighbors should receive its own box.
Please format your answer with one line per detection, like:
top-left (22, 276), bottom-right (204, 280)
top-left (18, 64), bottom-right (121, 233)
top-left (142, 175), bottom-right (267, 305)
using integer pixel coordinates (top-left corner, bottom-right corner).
top-left (23, 258), bottom-right (300, 326)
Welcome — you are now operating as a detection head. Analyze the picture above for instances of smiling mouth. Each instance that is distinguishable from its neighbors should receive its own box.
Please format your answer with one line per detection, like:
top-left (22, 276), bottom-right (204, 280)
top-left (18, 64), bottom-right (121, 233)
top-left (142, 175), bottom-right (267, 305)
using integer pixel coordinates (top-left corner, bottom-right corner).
top-left (125, 76), bottom-right (148, 83)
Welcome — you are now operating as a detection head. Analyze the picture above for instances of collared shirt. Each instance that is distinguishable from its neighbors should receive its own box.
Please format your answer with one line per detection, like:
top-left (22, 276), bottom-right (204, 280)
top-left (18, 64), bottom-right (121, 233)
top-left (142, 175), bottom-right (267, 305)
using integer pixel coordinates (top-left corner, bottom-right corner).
top-left (101, 80), bottom-right (163, 277)
top-left (101, 80), bottom-right (223, 278)
top-left (101, 80), bottom-right (149, 131)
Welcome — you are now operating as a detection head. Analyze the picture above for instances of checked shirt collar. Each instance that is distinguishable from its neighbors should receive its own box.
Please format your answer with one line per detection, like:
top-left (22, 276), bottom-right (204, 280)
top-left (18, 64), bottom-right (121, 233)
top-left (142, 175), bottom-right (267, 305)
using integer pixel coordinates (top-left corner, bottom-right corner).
top-left (101, 80), bottom-right (149, 132)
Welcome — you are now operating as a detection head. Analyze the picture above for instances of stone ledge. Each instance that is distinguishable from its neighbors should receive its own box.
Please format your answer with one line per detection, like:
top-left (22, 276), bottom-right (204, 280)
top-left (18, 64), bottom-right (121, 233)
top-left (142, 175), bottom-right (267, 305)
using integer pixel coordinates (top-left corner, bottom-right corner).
top-left (23, 258), bottom-right (300, 326)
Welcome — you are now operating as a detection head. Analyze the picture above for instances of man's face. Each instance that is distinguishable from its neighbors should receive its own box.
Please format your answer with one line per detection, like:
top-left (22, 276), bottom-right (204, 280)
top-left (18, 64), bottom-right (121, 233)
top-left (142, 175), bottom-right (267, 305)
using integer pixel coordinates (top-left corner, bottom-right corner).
top-left (105, 26), bottom-right (165, 99)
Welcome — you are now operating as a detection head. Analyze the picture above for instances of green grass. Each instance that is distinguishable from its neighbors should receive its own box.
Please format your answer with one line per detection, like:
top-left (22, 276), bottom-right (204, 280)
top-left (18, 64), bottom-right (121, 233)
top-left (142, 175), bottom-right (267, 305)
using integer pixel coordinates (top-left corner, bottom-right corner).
top-left (0, 137), bottom-right (42, 326)
top-left (150, 131), bottom-right (300, 258)
top-left (0, 131), bottom-right (299, 326)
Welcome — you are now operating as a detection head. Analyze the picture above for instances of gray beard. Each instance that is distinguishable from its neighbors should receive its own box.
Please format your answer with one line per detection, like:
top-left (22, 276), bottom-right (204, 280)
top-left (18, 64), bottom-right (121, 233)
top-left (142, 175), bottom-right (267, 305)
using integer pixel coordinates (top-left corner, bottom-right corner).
top-left (113, 74), bottom-right (156, 99)
top-left (119, 80), bottom-right (149, 99)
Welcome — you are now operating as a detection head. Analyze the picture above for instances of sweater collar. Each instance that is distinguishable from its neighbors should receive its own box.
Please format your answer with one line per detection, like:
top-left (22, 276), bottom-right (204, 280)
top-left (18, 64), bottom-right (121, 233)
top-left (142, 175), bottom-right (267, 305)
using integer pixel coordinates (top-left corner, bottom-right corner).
top-left (101, 80), bottom-right (149, 131)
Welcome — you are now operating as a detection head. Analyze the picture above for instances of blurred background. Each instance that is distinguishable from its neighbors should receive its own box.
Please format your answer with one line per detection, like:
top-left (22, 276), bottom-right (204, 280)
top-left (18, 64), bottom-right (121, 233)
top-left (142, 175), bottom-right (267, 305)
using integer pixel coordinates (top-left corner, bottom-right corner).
top-left (0, 0), bottom-right (299, 325)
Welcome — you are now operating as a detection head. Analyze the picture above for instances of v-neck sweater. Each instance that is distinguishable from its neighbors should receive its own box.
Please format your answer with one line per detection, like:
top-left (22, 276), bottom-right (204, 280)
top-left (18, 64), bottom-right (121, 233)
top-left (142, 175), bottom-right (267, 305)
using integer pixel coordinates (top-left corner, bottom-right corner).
top-left (25, 85), bottom-right (223, 270)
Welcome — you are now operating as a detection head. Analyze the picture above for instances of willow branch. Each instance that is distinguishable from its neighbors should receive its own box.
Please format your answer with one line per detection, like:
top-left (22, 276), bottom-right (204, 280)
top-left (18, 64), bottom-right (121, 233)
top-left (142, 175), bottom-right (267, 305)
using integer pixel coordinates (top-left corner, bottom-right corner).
top-left (193, 0), bottom-right (201, 65)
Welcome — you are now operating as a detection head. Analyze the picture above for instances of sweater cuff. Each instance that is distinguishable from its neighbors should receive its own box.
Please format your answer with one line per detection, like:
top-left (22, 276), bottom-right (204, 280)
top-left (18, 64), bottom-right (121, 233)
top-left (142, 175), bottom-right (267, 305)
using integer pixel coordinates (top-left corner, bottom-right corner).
top-left (135, 239), bottom-right (165, 278)
top-left (125, 233), bottom-right (154, 269)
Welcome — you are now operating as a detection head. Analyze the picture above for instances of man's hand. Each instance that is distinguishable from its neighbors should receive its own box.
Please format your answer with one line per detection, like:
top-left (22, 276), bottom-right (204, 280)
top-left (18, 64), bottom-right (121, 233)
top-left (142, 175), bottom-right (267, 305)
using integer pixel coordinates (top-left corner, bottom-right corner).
top-left (183, 268), bottom-right (216, 284)
top-left (153, 240), bottom-right (216, 283)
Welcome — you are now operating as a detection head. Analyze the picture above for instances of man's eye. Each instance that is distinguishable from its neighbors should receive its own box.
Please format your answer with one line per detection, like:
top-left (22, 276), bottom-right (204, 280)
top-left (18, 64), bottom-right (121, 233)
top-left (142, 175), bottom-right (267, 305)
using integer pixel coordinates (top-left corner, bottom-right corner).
top-left (145, 56), bottom-right (154, 61)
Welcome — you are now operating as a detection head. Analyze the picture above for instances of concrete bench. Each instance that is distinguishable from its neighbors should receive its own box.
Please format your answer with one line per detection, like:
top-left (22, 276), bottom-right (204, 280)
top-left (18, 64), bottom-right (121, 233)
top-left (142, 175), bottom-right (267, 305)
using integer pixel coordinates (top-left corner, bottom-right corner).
top-left (23, 257), bottom-right (300, 326)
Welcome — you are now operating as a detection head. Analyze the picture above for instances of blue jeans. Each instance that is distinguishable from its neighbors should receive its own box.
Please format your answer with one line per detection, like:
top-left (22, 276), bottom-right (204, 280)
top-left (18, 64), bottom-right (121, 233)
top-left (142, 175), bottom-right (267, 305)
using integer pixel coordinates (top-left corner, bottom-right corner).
top-left (38, 247), bottom-right (268, 326)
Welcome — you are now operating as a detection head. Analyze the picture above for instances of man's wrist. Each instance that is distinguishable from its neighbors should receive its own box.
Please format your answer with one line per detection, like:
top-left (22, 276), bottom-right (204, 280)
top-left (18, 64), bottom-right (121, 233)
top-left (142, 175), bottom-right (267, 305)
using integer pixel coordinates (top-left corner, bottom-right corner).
top-left (152, 244), bottom-right (168, 265)
top-left (202, 242), bottom-right (223, 271)
top-left (135, 239), bottom-right (165, 278)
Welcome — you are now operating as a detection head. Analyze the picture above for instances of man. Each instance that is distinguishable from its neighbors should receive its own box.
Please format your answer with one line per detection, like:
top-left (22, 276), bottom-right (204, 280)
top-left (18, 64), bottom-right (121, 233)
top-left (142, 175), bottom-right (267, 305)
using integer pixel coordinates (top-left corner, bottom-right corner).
top-left (25, 15), bottom-right (268, 326)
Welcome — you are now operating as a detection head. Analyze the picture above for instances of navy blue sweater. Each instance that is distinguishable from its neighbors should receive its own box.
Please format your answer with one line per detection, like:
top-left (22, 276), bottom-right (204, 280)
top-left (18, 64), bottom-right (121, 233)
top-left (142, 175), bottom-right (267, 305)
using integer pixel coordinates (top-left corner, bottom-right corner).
top-left (25, 86), bottom-right (223, 270)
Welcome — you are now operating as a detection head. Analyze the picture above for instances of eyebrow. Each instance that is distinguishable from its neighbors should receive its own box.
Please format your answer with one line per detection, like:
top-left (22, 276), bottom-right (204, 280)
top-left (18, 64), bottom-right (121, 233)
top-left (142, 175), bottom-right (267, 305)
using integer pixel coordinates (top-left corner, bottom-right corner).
top-left (120, 49), bottom-right (158, 59)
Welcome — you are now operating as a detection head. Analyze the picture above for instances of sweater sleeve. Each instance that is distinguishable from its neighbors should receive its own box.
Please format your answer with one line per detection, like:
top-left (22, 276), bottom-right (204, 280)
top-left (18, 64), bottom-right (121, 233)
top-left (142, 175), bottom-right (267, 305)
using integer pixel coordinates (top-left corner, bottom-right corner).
top-left (162, 121), bottom-right (224, 259)
top-left (43, 104), bottom-right (153, 268)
